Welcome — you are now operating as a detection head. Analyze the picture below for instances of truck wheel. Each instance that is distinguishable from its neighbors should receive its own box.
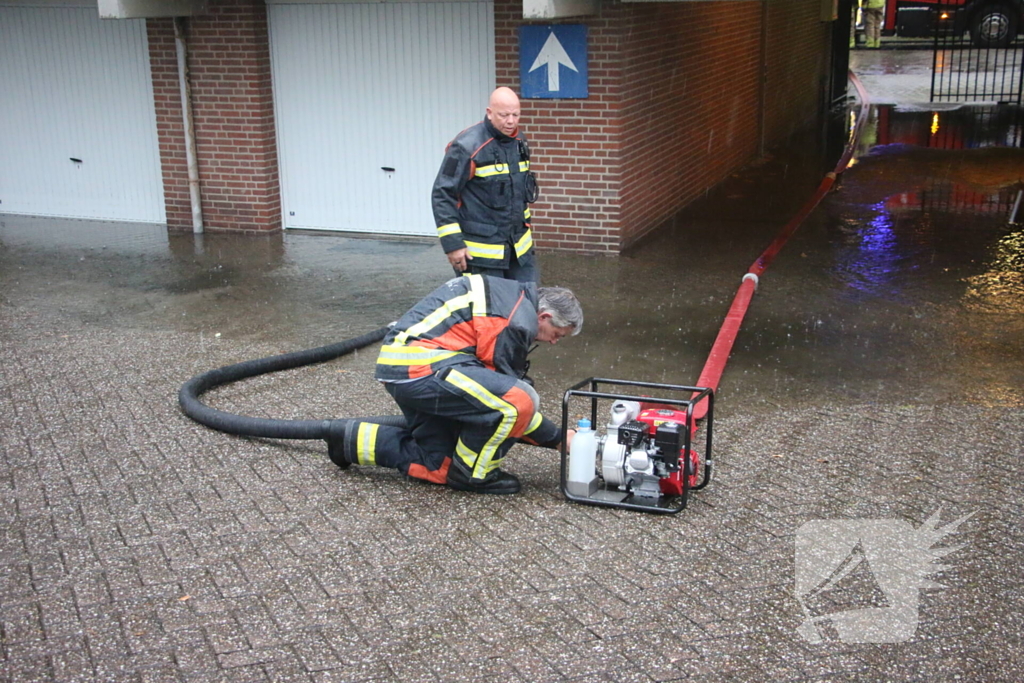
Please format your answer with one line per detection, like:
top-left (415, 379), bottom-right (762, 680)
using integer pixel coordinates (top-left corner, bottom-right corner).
top-left (970, 4), bottom-right (1019, 48)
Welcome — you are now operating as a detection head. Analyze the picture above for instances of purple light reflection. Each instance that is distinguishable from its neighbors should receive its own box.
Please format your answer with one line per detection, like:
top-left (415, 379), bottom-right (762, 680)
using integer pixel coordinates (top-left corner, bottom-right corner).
top-left (839, 201), bottom-right (905, 301)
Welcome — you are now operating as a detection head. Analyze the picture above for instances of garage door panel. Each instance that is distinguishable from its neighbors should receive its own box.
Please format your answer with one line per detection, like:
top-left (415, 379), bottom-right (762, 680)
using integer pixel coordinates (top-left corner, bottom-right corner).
top-left (269, 1), bottom-right (494, 235)
top-left (0, 4), bottom-right (164, 222)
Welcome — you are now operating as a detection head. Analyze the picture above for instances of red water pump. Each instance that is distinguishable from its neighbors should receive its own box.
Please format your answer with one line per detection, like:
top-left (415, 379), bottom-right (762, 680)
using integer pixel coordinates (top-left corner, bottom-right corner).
top-left (560, 378), bottom-right (713, 514)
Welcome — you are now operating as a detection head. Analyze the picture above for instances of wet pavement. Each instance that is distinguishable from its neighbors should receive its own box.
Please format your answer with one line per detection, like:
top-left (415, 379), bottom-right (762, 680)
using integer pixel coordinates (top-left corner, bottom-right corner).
top-left (850, 46), bottom-right (1024, 105)
top-left (3, 60), bottom-right (1024, 681)
top-left (850, 49), bottom-right (938, 105)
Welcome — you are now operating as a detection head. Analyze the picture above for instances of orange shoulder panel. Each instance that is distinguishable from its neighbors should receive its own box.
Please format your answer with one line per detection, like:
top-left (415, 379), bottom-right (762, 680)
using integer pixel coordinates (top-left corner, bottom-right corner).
top-left (423, 321), bottom-right (478, 353)
top-left (472, 316), bottom-right (512, 370)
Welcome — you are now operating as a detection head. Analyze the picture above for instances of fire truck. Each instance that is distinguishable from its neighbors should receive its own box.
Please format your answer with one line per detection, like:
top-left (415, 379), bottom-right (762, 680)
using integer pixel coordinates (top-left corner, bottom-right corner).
top-left (882, 0), bottom-right (1022, 47)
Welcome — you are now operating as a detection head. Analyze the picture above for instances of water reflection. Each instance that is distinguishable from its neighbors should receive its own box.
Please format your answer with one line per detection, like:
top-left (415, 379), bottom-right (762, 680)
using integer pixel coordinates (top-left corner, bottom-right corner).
top-left (0, 214), bottom-right (452, 346)
top-left (841, 104), bottom-right (1023, 219)
top-left (963, 229), bottom-right (1024, 312)
top-left (2, 101), bottom-right (1022, 411)
top-left (851, 103), bottom-right (1023, 155)
top-left (833, 201), bottom-right (912, 303)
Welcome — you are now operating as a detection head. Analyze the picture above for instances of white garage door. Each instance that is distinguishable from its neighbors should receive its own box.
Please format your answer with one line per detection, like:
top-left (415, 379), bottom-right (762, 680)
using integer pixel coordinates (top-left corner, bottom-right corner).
top-left (268, 0), bottom-right (494, 235)
top-left (0, 1), bottom-right (164, 222)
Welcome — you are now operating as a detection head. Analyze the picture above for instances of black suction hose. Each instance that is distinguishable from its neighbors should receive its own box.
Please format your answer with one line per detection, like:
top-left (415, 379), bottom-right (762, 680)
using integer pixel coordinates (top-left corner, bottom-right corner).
top-left (178, 326), bottom-right (406, 462)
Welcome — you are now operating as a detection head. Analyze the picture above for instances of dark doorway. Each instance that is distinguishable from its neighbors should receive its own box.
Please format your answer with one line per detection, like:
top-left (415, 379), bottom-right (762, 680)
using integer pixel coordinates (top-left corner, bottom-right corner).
top-left (833, 0), bottom-right (856, 105)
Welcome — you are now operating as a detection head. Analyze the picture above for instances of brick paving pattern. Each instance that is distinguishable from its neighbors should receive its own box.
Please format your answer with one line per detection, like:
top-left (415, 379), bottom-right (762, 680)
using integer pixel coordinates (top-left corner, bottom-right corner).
top-left (3, 225), bottom-right (1022, 682)
top-left (3, 71), bottom-right (1024, 678)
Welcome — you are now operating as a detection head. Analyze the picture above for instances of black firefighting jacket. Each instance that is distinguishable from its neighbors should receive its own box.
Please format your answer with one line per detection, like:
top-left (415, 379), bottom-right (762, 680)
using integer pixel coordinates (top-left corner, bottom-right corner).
top-left (375, 274), bottom-right (560, 448)
top-left (376, 274), bottom-right (537, 382)
top-left (431, 118), bottom-right (538, 271)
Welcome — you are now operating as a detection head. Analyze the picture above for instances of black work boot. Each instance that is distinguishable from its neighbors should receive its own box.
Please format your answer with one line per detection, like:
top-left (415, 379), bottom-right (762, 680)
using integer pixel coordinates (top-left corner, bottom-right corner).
top-left (447, 466), bottom-right (521, 495)
top-left (325, 419), bottom-right (355, 469)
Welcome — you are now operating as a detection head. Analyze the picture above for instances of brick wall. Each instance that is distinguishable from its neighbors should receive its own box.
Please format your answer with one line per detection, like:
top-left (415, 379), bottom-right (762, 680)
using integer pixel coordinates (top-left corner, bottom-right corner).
top-left (501, 0), bottom-right (833, 254)
top-left (151, 0), bottom-right (832, 244)
top-left (763, 1), bottom-right (834, 145)
top-left (148, 24), bottom-right (191, 230)
top-left (617, 2), bottom-right (762, 249)
top-left (496, 1), bottom-right (625, 254)
top-left (148, 0), bottom-right (280, 233)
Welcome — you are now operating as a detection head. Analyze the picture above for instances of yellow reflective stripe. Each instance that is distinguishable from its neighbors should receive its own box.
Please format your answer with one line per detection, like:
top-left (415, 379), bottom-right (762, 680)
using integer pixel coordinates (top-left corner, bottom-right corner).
top-left (454, 439), bottom-right (477, 468)
top-left (524, 412), bottom-right (544, 435)
top-left (524, 207), bottom-right (532, 220)
top-left (445, 370), bottom-right (517, 478)
top-left (394, 291), bottom-right (475, 344)
top-left (356, 423), bottom-right (379, 466)
top-left (465, 240), bottom-right (505, 260)
top-left (466, 273), bottom-right (487, 317)
top-left (437, 223), bottom-right (461, 238)
top-left (388, 276), bottom-right (485, 348)
top-left (514, 229), bottom-right (533, 258)
top-left (377, 344), bottom-right (460, 365)
top-left (518, 160), bottom-right (530, 172)
top-left (474, 163), bottom-right (510, 178)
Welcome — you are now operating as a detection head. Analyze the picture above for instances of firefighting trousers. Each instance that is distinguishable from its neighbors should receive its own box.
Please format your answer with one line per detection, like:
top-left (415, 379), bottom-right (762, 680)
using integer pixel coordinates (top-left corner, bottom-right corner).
top-left (353, 366), bottom-right (544, 483)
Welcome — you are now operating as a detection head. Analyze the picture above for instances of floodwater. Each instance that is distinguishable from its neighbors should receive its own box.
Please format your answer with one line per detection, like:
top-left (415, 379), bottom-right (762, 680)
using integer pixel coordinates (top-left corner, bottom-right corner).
top-left (2, 103), bottom-right (1022, 419)
top-left (540, 104), bottom-right (1024, 413)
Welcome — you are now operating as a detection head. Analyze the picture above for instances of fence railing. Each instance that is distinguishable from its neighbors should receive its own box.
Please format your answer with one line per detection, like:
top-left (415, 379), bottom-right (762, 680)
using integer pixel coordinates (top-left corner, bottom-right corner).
top-left (930, 7), bottom-right (1024, 104)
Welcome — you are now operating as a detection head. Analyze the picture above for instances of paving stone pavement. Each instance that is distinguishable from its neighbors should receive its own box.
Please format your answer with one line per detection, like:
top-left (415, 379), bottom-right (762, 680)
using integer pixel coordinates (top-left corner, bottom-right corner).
top-left (3, 117), bottom-right (1024, 682)
top-left (850, 45), bottom-right (1024, 106)
top-left (3, 293), bottom-right (1022, 683)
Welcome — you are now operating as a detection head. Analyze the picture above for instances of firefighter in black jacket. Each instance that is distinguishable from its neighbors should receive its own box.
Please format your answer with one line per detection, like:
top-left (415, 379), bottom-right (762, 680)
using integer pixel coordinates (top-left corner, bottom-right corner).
top-left (432, 87), bottom-right (540, 283)
top-left (330, 275), bottom-right (582, 494)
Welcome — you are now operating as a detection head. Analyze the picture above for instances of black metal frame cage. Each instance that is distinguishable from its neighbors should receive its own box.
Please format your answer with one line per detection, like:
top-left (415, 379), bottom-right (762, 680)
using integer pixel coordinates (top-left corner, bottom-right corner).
top-left (559, 378), bottom-right (714, 514)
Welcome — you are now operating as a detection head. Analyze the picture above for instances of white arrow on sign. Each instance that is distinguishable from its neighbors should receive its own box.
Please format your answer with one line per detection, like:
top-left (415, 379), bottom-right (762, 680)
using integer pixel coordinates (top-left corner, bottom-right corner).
top-left (528, 31), bottom-right (578, 92)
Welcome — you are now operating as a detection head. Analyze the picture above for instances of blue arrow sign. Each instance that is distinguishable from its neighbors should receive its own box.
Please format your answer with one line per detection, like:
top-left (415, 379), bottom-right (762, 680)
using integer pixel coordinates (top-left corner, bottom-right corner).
top-left (519, 25), bottom-right (588, 99)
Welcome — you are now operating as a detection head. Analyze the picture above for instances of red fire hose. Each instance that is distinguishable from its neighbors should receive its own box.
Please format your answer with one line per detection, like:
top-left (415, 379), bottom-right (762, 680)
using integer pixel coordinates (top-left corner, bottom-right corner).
top-left (693, 72), bottom-right (871, 420)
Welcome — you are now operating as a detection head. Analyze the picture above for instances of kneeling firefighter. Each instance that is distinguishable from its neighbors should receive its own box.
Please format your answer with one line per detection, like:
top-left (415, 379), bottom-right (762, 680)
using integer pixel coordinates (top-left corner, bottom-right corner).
top-left (330, 274), bottom-right (583, 494)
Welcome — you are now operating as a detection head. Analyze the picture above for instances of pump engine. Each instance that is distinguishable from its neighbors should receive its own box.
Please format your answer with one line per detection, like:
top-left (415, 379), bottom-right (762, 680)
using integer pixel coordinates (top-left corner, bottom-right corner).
top-left (598, 403), bottom-right (701, 497)
top-left (561, 379), bottom-right (713, 514)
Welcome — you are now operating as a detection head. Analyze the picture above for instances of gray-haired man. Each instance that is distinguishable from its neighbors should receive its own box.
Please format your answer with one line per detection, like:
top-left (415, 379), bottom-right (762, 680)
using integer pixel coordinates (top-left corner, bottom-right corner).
top-left (331, 274), bottom-right (582, 494)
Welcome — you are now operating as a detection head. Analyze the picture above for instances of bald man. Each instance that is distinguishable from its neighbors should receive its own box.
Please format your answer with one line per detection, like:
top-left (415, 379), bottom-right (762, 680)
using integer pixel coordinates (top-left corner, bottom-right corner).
top-left (431, 87), bottom-right (540, 283)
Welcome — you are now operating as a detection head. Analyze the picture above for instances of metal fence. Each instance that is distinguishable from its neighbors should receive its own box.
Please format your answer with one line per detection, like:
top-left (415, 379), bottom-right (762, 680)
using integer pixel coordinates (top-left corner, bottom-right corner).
top-left (931, 6), bottom-right (1024, 104)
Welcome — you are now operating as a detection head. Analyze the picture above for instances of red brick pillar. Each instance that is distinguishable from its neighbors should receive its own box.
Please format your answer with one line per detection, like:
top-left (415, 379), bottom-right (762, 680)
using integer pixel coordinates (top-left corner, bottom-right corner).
top-left (495, 0), bottom-right (625, 254)
top-left (149, 0), bottom-right (280, 233)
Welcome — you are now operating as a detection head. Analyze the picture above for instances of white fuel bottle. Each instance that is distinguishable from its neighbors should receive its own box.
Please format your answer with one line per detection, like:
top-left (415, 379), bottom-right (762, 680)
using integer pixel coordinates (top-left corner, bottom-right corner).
top-left (567, 418), bottom-right (599, 497)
